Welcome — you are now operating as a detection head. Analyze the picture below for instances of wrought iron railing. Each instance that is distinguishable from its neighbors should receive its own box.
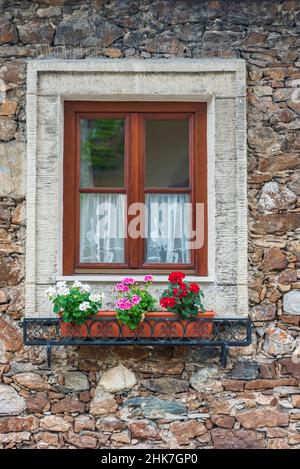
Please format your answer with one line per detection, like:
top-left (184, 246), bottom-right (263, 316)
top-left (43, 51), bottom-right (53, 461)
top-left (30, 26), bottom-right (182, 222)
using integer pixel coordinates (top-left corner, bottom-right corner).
top-left (23, 316), bottom-right (252, 368)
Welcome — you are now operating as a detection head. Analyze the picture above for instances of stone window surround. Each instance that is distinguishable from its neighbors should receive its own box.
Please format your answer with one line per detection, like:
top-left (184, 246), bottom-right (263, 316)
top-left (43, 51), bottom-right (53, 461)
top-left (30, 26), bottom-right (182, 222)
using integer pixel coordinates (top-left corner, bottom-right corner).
top-left (25, 58), bottom-right (247, 317)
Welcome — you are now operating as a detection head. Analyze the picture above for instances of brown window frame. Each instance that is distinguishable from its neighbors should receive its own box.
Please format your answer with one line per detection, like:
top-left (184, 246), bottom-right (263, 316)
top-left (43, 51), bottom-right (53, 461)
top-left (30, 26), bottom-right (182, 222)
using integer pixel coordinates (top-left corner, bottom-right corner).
top-left (63, 101), bottom-right (207, 276)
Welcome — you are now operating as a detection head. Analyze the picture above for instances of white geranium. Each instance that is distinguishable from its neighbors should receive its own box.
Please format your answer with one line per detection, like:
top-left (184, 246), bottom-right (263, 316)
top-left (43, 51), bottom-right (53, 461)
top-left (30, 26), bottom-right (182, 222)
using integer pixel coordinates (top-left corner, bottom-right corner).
top-left (45, 287), bottom-right (57, 299)
top-left (79, 301), bottom-right (91, 312)
top-left (81, 283), bottom-right (91, 293)
top-left (73, 280), bottom-right (83, 289)
top-left (57, 286), bottom-right (70, 296)
top-left (90, 293), bottom-right (104, 303)
top-left (57, 281), bottom-right (67, 288)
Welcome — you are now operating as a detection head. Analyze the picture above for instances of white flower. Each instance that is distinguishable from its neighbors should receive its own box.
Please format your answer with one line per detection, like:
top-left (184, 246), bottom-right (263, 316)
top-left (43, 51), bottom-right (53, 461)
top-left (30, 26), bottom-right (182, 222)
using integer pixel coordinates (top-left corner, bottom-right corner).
top-left (57, 286), bottom-right (70, 296)
top-left (90, 293), bottom-right (104, 303)
top-left (81, 283), bottom-right (91, 293)
top-left (45, 287), bottom-right (56, 299)
top-left (79, 301), bottom-right (91, 312)
top-left (73, 280), bottom-right (83, 289)
top-left (57, 281), bottom-right (67, 288)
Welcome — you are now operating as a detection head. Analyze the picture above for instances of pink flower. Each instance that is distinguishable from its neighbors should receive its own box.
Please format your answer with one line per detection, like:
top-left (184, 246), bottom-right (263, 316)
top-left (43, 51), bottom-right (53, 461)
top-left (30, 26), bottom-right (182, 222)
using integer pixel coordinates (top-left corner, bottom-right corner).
top-left (115, 283), bottom-right (129, 292)
top-left (131, 294), bottom-right (141, 305)
top-left (122, 277), bottom-right (135, 285)
top-left (116, 298), bottom-right (132, 310)
top-left (144, 275), bottom-right (153, 282)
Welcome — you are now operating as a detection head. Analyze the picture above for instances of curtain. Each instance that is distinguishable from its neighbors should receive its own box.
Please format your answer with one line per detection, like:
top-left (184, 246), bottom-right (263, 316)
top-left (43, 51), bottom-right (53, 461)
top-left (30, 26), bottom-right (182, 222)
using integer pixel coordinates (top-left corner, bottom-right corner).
top-left (80, 193), bottom-right (125, 263)
top-left (145, 194), bottom-right (191, 264)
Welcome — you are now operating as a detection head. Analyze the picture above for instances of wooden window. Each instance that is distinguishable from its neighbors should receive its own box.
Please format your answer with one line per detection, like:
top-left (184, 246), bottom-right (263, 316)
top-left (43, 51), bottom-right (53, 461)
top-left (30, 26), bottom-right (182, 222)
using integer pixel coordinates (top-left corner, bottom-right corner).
top-left (63, 102), bottom-right (207, 276)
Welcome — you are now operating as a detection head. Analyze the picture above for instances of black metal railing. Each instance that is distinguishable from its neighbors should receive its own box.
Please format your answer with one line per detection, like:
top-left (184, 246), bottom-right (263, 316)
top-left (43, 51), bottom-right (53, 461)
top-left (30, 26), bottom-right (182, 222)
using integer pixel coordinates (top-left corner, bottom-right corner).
top-left (23, 316), bottom-right (252, 368)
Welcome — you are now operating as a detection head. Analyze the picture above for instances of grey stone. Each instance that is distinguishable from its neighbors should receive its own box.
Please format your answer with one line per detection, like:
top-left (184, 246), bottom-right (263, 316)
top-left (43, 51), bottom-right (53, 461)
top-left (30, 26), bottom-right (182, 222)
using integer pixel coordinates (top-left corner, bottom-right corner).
top-left (188, 347), bottom-right (219, 361)
top-left (263, 325), bottom-right (295, 356)
top-left (273, 387), bottom-right (300, 395)
top-left (174, 23), bottom-right (205, 42)
top-left (251, 301), bottom-right (276, 322)
top-left (227, 361), bottom-right (260, 381)
top-left (0, 117), bottom-right (16, 141)
top-left (124, 397), bottom-right (186, 420)
top-left (0, 141), bottom-right (25, 197)
top-left (145, 31), bottom-right (186, 55)
top-left (0, 432), bottom-right (31, 444)
top-left (283, 290), bottom-right (300, 315)
top-left (288, 171), bottom-right (300, 196)
top-left (37, 6), bottom-right (62, 18)
top-left (248, 127), bottom-right (281, 155)
top-left (190, 366), bottom-right (219, 391)
top-left (258, 182), bottom-right (297, 213)
top-left (225, 1), bottom-right (277, 26)
top-left (0, 384), bottom-right (26, 415)
top-left (0, 341), bottom-right (7, 364)
top-left (55, 12), bottom-right (124, 47)
top-left (142, 378), bottom-right (189, 394)
top-left (99, 365), bottom-right (137, 393)
top-left (60, 371), bottom-right (89, 392)
top-left (9, 362), bottom-right (38, 375)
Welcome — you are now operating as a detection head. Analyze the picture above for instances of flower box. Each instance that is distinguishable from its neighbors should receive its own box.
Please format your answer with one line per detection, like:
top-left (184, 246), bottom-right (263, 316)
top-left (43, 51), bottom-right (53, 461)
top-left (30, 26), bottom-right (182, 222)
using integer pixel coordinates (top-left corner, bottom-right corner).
top-left (59, 310), bottom-right (215, 339)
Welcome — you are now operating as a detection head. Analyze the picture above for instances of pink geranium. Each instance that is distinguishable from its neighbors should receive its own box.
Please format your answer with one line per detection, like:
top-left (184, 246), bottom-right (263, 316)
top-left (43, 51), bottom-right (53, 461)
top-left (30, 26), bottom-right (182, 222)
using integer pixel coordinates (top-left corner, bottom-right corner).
top-left (116, 298), bottom-right (132, 310)
top-left (122, 277), bottom-right (135, 285)
top-left (144, 275), bottom-right (153, 282)
top-left (115, 283), bottom-right (129, 292)
top-left (131, 294), bottom-right (141, 305)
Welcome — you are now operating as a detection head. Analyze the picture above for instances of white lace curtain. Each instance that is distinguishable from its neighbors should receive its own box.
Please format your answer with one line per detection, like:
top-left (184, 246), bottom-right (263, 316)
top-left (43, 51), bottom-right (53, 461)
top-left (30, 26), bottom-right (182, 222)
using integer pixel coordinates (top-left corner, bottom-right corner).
top-left (80, 193), bottom-right (125, 263)
top-left (145, 194), bottom-right (191, 264)
top-left (80, 193), bottom-right (190, 264)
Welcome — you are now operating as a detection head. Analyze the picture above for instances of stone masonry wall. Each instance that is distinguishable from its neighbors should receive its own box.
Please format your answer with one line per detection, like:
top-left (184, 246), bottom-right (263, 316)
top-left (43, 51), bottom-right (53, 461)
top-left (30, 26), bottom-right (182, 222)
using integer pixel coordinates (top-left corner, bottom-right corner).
top-left (0, 0), bottom-right (300, 449)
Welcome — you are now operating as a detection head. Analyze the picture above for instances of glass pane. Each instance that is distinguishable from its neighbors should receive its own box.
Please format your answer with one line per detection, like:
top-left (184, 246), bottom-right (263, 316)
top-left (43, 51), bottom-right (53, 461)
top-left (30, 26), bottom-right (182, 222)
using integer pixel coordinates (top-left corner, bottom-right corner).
top-left (80, 119), bottom-right (124, 187)
top-left (145, 194), bottom-right (191, 264)
top-left (146, 119), bottom-right (189, 188)
top-left (80, 193), bottom-right (125, 263)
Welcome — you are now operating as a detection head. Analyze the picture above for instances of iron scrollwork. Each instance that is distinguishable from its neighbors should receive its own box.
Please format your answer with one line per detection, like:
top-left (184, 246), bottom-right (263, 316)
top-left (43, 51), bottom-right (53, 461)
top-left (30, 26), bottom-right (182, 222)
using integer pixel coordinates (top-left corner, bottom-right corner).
top-left (23, 316), bottom-right (252, 368)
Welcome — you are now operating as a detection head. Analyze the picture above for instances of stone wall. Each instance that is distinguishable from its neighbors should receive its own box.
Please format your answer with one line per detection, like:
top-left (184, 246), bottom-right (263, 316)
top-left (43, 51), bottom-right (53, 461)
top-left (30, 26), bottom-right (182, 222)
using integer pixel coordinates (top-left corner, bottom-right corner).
top-left (0, 0), bottom-right (300, 449)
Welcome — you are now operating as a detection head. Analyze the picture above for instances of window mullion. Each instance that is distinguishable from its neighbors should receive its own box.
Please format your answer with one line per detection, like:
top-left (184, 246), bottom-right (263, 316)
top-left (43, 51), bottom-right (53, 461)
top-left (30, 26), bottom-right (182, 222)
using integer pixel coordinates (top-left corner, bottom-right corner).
top-left (128, 113), bottom-right (143, 268)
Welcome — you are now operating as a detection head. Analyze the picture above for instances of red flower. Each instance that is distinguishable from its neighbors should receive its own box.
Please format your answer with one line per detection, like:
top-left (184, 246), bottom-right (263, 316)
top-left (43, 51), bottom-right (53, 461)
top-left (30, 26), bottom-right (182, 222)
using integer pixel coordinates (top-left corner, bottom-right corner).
top-left (168, 271), bottom-right (186, 284)
top-left (168, 297), bottom-right (176, 308)
top-left (190, 283), bottom-right (200, 293)
top-left (173, 288), bottom-right (179, 295)
top-left (160, 297), bottom-right (176, 308)
top-left (160, 297), bottom-right (168, 308)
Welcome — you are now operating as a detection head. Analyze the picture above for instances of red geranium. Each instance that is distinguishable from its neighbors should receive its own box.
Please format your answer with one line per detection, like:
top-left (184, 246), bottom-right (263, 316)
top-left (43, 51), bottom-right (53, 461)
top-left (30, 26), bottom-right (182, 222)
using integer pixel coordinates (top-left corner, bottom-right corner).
top-left (160, 297), bottom-right (176, 308)
top-left (160, 272), bottom-right (205, 319)
top-left (168, 271), bottom-right (186, 284)
top-left (190, 283), bottom-right (200, 293)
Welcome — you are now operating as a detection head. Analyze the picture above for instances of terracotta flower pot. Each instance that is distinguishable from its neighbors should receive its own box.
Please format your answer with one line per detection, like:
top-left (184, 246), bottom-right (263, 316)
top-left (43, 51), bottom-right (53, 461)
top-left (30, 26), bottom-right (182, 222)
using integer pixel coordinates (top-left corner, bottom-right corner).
top-left (59, 310), bottom-right (215, 339)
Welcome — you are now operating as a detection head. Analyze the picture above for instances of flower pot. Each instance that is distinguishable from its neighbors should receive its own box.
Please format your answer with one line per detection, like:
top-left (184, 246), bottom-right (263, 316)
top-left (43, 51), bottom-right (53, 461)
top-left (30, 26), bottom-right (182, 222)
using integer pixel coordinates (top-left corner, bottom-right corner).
top-left (59, 310), bottom-right (215, 339)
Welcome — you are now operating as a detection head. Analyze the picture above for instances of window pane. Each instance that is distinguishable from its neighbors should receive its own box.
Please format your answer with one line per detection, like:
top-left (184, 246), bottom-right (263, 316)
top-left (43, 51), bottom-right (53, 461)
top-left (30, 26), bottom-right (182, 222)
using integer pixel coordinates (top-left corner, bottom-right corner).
top-left (145, 120), bottom-right (189, 188)
top-left (145, 194), bottom-right (191, 264)
top-left (80, 193), bottom-right (125, 263)
top-left (80, 119), bottom-right (124, 187)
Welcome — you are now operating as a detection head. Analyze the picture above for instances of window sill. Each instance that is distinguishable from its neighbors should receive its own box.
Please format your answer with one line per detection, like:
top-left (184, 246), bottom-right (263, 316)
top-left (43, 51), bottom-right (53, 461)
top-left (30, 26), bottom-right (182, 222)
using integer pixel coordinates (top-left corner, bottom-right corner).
top-left (56, 274), bottom-right (215, 283)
